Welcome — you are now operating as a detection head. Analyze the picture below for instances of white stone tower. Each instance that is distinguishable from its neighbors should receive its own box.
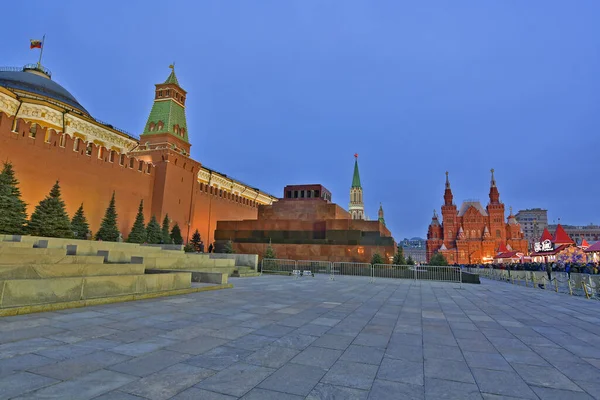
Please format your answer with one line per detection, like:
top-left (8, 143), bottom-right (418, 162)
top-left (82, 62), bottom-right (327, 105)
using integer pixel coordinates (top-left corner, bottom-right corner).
top-left (349, 153), bottom-right (365, 220)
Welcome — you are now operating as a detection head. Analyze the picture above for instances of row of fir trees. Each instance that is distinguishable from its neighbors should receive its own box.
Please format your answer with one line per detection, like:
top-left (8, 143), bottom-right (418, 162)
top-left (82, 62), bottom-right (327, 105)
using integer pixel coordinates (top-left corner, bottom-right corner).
top-left (0, 162), bottom-right (184, 244)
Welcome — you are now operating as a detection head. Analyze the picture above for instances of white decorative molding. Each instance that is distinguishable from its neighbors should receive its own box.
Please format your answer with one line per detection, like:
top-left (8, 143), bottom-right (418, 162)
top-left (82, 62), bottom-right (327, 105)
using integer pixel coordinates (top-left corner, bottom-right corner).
top-left (64, 114), bottom-right (137, 153)
top-left (0, 92), bottom-right (20, 116)
top-left (197, 167), bottom-right (276, 205)
top-left (17, 104), bottom-right (62, 129)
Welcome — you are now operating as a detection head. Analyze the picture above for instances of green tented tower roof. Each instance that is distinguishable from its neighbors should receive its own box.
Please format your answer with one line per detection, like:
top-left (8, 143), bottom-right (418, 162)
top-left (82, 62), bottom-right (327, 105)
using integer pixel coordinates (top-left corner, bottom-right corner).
top-left (141, 66), bottom-right (189, 144)
top-left (352, 157), bottom-right (362, 188)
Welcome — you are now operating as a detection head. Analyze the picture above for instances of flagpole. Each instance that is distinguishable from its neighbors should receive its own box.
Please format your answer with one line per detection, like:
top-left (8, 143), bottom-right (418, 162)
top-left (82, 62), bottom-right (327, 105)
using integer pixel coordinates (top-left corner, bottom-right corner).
top-left (37, 34), bottom-right (46, 68)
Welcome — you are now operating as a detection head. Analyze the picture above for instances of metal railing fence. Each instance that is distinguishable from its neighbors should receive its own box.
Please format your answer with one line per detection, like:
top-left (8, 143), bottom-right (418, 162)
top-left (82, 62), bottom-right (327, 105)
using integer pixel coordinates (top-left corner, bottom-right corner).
top-left (260, 259), bottom-right (463, 285)
top-left (466, 267), bottom-right (600, 299)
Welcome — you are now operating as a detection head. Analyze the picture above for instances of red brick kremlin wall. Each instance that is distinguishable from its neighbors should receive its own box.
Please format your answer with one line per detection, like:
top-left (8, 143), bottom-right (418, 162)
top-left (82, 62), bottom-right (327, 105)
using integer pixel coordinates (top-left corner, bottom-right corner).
top-left (0, 113), bottom-right (259, 243)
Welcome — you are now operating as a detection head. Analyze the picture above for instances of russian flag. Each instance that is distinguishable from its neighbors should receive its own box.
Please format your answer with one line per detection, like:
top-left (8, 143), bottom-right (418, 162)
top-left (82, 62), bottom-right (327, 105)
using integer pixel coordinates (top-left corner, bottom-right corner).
top-left (30, 40), bottom-right (42, 49)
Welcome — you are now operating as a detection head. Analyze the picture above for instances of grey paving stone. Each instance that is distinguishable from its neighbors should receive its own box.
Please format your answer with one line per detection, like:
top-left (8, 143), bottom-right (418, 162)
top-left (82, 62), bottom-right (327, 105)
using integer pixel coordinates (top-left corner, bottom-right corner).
top-left (294, 322), bottom-right (332, 337)
top-left (242, 388), bottom-right (304, 399)
top-left (423, 343), bottom-right (464, 361)
top-left (312, 334), bottom-right (355, 350)
top-left (0, 371), bottom-right (58, 399)
top-left (307, 383), bottom-right (368, 400)
top-left (29, 350), bottom-right (131, 380)
top-left (341, 344), bottom-right (385, 365)
top-left (258, 362), bottom-right (327, 396)
top-left (311, 317), bottom-right (342, 327)
top-left (170, 387), bottom-right (236, 399)
top-left (511, 363), bottom-right (583, 392)
top-left (108, 349), bottom-right (191, 376)
top-left (34, 343), bottom-right (98, 360)
top-left (531, 386), bottom-right (594, 400)
top-left (92, 391), bottom-right (148, 400)
top-left (463, 351), bottom-right (513, 371)
top-left (471, 368), bottom-right (538, 399)
top-left (322, 360), bottom-right (379, 390)
top-left (353, 332), bottom-right (390, 348)
top-left (291, 346), bottom-right (342, 369)
top-left (196, 362), bottom-right (275, 397)
top-left (501, 350), bottom-right (551, 366)
top-left (369, 379), bottom-right (424, 400)
top-left (0, 337), bottom-right (64, 359)
top-left (206, 326), bottom-right (256, 340)
top-left (226, 334), bottom-right (277, 351)
top-left (574, 380), bottom-right (600, 399)
top-left (14, 369), bottom-right (136, 399)
top-left (166, 336), bottom-right (228, 355)
top-left (253, 324), bottom-right (296, 338)
top-left (386, 342), bottom-right (424, 362)
top-left (0, 353), bottom-right (57, 377)
top-left (109, 336), bottom-right (176, 357)
top-left (273, 333), bottom-right (319, 350)
top-left (377, 357), bottom-right (424, 386)
top-left (424, 378), bottom-right (482, 400)
top-left (185, 346), bottom-right (253, 370)
top-left (120, 363), bottom-right (215, 400)
top-left (425, 358), bottom-right (475, 384)
top-left (245, 344), bottom-right (299, 368)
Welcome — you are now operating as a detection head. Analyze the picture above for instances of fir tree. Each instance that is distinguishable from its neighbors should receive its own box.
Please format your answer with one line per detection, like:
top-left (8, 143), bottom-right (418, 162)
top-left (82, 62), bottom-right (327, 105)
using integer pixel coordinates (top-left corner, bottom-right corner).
top-left (27, 181), bottom-right (73, 238)
top-left (428, 253), bottom-right (448, 266)
top-left (161, 214), bottom-right (171, 244)
top-left (190, 229), bottom-right (201, 252)
top-left (146, 216), bottom-right (162, 244)
top-left (393, 246), bottom-right (406, 265)
top-left (71, 203), bottom-right (90, 240)
top-left (96, 192), bottom-right (119, 241)
top-left (371, 252), bottom-right (385, 265)
top-left (223, 239), bottom-right (235, 254)
top-left (264, 241), bottom-right (276, 259)
top-left (170, 223), bottom-right (183, 245)
top-left (127, 200), bottom-right (146, 243)
top-left (0, 162), bottom-right (27, 234)
top-left (406, 255), bottom-right (415, 265)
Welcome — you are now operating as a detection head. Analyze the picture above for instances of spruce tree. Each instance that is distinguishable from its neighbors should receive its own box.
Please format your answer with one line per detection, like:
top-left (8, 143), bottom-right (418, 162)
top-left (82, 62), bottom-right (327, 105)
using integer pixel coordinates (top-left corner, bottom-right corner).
top-left (71, 203), bottom-right (90, 240)
top-left (393, 246), bottom-right (406, 265)
top-left (406, 255), bottom-right (416, 265)
top-left (146, 216), bottom-right (162, 244)
top-left (161, 214), bottom-right (171, 244)
top-left (0, 162), bottom-right (27, 234)
top-left (190, 229), bottom-right (201, 252)
top-left (264, 242), bottom-right (276, 259)
top-left (127, 200), bottom-right (146, 243)
top-left (371, 252), bottom-right (385, 265)
top-left (96, 192), bottom-right (119, 241)
top-left (428, 253), bottom-right (447, 266)
top-left (170, 222), bottom-right (183, 245)
top-left (223, 239), bottom-right (235, 254)
top-left (27, 181), bottom-right (73, 238)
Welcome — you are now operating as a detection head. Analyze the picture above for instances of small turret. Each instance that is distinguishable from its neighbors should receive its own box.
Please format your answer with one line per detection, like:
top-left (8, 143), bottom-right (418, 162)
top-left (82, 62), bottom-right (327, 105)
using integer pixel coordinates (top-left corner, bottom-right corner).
top-left (378, 203), bottom-right (385, 226)
top-left (444, 171), bottom-right (453, 206)
top-left (489, 168), bottom-right (500, 204)
top-left (349, 153), bottom-right (365, 220)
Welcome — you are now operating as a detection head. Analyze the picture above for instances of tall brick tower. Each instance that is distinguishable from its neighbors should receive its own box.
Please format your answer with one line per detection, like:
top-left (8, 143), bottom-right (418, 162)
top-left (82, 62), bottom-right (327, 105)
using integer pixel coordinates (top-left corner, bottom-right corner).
top-left (441, 172), bottom-right (458, 248)
top-left (133, 66), bottom-right (201, 238)
top-left (349, 154), bottom-right (365, 220)
top-left (486, 168), bottom-right (506, 247)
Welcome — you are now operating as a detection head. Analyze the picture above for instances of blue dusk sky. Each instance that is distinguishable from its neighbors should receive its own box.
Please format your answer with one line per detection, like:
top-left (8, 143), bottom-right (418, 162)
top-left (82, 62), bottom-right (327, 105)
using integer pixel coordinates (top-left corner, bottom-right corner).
top-left (2, 1), bottom-right (599, 239)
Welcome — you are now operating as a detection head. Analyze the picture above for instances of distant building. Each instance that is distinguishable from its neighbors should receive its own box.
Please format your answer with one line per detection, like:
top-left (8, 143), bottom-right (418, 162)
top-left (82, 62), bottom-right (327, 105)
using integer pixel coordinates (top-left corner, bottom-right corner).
top-left (515, 208), bottom-right (548, 246)
top-left (426, 170), bottom-right (528, 264)
top-left (401, 237), bottom-right (427, 263)
top-left (547, 224), bottom-right (600, 243)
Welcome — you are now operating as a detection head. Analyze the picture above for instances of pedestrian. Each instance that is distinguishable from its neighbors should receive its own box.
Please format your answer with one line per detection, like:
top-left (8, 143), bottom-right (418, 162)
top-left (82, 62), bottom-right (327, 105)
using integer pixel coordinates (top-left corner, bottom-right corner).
top-left (208, 243), bottom-right (213, 253)
top-left (546, 262), bottom-right (552, 282)
top-left (199, 241), bottom-right (205, 253)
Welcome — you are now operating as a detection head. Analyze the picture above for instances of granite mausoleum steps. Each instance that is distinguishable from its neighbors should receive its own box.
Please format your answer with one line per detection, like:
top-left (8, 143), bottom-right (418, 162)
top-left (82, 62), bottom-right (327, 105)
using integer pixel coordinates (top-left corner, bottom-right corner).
top-left (0, 236), bottom-right (243, 316)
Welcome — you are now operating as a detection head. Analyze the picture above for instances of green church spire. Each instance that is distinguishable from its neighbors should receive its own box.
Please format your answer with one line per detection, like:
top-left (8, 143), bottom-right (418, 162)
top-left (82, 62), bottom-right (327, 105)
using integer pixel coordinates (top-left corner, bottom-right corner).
top-left (142, 65), bottom-right (189, 144)
top-left (352, 153), bottom-right (362, 188)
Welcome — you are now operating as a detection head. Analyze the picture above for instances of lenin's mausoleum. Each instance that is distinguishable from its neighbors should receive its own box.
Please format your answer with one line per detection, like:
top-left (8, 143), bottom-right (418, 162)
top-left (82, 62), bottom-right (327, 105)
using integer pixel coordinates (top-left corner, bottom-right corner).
top-left (0, 63), bottom-right (276, 245)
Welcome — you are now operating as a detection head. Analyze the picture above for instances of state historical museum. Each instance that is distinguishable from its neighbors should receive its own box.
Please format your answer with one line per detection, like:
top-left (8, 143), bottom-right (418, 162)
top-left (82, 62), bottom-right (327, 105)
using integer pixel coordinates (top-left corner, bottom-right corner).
top-left (426, 170), bottom-right (528, 264)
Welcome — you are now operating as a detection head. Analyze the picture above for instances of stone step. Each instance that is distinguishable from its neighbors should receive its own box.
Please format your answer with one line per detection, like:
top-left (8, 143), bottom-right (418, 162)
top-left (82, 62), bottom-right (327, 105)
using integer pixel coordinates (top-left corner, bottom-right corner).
top-left (0, 272), bottom-right (192, 310)
top-left (0, 255), bottom-right (105, 265)
top-left (0, 247), bottom-right (67, 256)
top-left (0, 264), bottom-right (146, 279)
top-left (142, 257), bottom-right (235, 269)
top-left (231, 272), bottom-right (261, 278)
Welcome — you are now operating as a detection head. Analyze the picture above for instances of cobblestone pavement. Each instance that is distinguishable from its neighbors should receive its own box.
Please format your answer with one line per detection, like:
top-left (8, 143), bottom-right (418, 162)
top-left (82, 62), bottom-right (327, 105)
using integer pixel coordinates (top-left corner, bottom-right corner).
top-left (1, 275), bottom-right (600, 399)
